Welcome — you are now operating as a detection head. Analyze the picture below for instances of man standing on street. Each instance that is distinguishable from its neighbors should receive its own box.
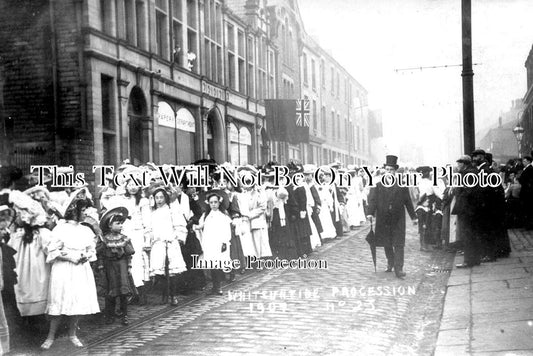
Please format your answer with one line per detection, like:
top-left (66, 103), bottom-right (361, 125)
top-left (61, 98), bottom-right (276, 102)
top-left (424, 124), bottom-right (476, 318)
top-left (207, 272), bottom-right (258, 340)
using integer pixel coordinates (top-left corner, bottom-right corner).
top-left (366, 155), bottom-right (417, 279)
top-left (519, 156), bottom-right (533, 230)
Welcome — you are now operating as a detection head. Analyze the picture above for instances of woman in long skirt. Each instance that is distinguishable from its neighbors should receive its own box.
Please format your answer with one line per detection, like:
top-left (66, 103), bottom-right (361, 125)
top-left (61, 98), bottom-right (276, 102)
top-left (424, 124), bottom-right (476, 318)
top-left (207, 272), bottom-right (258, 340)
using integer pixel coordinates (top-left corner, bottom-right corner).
top-left (317, 185), bottom-right (337, 241)
top-left (270, 188), bottom-right (297, 259)
top-left (7, 190), bottom-right (52, 317)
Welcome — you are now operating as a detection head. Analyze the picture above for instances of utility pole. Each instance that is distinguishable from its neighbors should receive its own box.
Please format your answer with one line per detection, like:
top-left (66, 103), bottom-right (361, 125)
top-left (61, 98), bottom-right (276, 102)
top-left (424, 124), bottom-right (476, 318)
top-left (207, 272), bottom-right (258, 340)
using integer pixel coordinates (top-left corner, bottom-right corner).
top-left (462, 0), bottom-right (475, 154)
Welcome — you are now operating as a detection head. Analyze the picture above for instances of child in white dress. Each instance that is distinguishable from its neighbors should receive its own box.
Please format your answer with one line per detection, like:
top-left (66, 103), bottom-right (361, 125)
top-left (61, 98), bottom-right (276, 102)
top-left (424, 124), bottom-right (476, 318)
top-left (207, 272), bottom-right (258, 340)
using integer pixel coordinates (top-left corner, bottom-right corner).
top-left (146, 187), bottom-right (187, 306)
top-left (41, 198), bottom-right (99, 350)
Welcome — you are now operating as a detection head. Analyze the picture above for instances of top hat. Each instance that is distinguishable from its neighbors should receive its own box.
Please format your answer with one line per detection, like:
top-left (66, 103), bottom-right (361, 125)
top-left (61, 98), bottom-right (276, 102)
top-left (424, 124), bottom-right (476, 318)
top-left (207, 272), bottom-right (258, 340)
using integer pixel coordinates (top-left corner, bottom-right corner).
top-left (384, 155), bottom-right (399, 169)
top-left (99, 206), bottom-right (129, 232)
top-left (471, 149), bottom-right (486, 156)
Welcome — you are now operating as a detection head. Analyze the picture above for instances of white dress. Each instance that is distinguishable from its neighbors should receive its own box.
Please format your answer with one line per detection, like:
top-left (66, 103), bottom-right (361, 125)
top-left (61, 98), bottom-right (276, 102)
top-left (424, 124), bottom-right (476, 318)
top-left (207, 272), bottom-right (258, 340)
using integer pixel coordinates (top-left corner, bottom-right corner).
top-left (199, 210), bottom-right (232, 263)
top-left (304, 184), bottom-right (321, 249)
top-left (345, 177), bottom-right (367, 227)
top-left (243, 189), bottom-right (272, 258)
top-left (235, 192), bottom-right (259, 258)
top-left (8, 227), bottom-right (52, 316)
top-left (317, 186), bottom-right (337, 240)
top-left (46, 221), bottom-right (100, 316)
top-left (148, 205), bottom-right (187, 277)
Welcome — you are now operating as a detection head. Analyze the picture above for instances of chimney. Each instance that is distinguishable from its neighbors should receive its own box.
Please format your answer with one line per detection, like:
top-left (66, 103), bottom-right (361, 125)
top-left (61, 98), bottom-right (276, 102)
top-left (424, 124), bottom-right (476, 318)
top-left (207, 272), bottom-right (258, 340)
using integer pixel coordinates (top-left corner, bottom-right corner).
top-left (498, 116), bottom-right (502, 128)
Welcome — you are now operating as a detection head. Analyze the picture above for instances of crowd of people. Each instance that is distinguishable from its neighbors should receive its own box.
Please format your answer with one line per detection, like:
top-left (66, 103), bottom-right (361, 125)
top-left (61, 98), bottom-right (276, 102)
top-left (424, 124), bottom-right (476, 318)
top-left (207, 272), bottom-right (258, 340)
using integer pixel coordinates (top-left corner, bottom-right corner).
top-left (0, 159), bottom-right (369, 351)
top-left (0, 149), bottom-right (524, 353)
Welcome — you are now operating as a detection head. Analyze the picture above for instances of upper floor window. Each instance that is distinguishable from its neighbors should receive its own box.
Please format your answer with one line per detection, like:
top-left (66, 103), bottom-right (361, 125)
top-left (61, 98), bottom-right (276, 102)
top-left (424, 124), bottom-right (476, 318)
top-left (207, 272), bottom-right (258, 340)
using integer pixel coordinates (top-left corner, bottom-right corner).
top-left (303, 53), bottom-right (308, 86)
top-left (155, 0), bottom-right (169, 59)
top-left (311, 59), bottom-right (316, 90)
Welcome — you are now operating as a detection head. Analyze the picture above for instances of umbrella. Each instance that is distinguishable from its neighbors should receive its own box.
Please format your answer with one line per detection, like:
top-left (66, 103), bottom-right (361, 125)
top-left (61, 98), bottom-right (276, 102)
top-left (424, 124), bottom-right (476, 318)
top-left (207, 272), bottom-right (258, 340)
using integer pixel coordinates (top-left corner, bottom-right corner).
top-left (365, 217), bottom-right (377, 272)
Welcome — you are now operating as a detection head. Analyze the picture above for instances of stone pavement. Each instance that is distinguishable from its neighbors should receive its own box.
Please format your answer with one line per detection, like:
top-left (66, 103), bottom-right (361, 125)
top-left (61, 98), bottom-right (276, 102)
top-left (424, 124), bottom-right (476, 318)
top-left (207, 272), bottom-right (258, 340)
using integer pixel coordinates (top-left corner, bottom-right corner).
top-left (435, 229), bottom-right (533, 356)
top-left (24, 222), bottom-right (454, 356)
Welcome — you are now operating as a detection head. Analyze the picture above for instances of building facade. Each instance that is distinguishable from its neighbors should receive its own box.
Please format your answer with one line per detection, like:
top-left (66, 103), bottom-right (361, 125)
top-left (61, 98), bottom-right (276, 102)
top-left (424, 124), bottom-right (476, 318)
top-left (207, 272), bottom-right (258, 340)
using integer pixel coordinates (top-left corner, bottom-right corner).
top-left (521, 45), bottom-right (533, 157)
top-left (0, 0), bottom-right (371, 178)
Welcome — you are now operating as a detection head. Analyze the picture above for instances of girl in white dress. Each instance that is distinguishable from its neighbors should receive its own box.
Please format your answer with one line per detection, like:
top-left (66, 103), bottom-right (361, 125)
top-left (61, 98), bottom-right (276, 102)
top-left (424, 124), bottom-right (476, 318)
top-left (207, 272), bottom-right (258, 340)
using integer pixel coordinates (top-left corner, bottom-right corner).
top-left (146, 187), bottom-right (187, 306)
top-left (194, 192), bottom-right (232, 295)
top-left (41, 198), bottom-right (99, 350)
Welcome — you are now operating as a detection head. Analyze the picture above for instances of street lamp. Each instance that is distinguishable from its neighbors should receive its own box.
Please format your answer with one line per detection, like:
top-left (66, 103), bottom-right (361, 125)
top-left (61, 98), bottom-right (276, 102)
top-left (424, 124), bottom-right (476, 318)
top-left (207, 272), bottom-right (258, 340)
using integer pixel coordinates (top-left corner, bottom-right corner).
top-left (513, 123), bottom-right (525, 158)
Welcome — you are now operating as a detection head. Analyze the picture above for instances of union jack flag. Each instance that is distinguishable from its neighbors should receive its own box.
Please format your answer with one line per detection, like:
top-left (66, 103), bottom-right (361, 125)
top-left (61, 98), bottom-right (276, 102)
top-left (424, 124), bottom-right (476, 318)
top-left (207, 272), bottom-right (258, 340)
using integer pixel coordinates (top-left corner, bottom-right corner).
top-left (295, 99), bottom-right (310, 127)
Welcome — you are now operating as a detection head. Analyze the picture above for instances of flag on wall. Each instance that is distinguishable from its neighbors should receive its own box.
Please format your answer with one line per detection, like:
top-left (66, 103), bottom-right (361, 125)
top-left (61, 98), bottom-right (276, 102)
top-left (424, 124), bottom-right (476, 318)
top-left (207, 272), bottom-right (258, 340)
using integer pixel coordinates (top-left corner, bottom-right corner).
top-left (265, 99), bottom-right (309, 145)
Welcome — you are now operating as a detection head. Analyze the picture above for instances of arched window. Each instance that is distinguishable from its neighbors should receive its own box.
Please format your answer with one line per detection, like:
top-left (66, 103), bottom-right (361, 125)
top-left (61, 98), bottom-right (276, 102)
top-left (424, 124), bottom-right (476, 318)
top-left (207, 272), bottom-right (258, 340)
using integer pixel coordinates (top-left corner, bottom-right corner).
top-left (157, 102), bottom-right (196, 164)
top-left (229, 123), bottom-right (252, 165)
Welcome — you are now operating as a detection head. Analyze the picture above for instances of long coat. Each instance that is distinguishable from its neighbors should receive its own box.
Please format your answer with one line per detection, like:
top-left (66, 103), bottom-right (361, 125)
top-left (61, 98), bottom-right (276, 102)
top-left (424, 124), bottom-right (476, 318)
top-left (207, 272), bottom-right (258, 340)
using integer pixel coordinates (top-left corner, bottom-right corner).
top-left (367, 183), bottom-right (416, 247)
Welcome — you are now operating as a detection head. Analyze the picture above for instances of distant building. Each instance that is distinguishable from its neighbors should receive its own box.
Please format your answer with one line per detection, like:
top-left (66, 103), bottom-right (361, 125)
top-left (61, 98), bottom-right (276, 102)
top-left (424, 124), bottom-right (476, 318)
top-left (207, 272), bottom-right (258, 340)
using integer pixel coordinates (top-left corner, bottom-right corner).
top-left (478, 99), bottom-right (524, 163)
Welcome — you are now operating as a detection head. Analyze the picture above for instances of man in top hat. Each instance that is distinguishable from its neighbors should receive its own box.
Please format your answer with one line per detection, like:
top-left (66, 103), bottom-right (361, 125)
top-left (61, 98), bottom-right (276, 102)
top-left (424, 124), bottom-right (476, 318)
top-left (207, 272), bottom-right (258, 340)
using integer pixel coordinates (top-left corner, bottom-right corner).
top-left (366, 155), bottom-right (417, 278)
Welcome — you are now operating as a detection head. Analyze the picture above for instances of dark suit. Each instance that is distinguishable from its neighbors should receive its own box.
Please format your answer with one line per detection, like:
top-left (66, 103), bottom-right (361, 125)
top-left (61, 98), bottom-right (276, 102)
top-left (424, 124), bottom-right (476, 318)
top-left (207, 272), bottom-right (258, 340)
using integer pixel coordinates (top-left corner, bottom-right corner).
top-left (452, 165), bottom-right (482, 266)
top-left (309, 185), bottom-right (323, 234)
top-left (367, 182), bottom-right (416, 274)
top-left (519, 164), bottom-right (533, 229)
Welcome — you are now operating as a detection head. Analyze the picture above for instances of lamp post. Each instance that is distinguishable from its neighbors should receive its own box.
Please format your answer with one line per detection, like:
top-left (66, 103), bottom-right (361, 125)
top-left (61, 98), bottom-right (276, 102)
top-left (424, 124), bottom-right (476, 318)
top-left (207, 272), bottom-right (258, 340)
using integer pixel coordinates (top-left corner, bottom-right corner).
top-left (513, 123), bottom-right (525, 158)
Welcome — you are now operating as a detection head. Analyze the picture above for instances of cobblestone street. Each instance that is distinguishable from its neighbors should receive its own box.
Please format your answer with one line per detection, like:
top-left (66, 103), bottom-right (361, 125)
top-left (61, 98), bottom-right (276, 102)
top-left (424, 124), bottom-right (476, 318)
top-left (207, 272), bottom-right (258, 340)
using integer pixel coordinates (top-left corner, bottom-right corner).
top-left (22, 222), bottom-right (454, 356)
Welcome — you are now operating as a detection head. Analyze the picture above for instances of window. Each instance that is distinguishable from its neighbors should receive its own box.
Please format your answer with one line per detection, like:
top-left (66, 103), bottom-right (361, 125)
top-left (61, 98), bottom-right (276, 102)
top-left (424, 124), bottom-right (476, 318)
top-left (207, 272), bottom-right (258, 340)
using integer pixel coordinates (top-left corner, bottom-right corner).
top-left (247, 36), bottom-right (254, 97)
top-left (321, 59), bottom-right (325, 88)
top-left (101, 75), bottom-right (116, 165)
top-left (337, 113), bottom-right (341, 139)
top-left (186, 0), bottom-right (198, 72)
top-left (336, 71), bottom-right (340, 98)
top-left (321, 106), bottom-right (326, 136)
top-left (99, 0), bottom-right (114, 35)
top-left (303, 53), bottom-right (308, 86)
top-left (136, 1), bottom-right (147, 50)
top-left (155, 1), bottom-right (169, 59)
top-left (312, 100), bottom-right (317, 132)
top-left (345, 117), bottom-right (349, 142)
top-left (268, 50), bottom-right (275, 98)
top-left (288, 30), bottom-right (293, 66)
top-left (125, 0), bottom-right (136, 44)
top-left (237, 30), bottom-right (245, 93)
top-left (331, 110), bottom-right (335, 138)
top-left (227, 23), bottom-right (236, 90)
top-left (311, 59), bottom-right (316, 90)
top-left (230, 124), bottom-right (252, 165)
top-left (331, 67), bottom-right (334, 94)
top-left (204, 0), bottom-right (222, 81)
top-left (257, 36), bottom-right (267, 99)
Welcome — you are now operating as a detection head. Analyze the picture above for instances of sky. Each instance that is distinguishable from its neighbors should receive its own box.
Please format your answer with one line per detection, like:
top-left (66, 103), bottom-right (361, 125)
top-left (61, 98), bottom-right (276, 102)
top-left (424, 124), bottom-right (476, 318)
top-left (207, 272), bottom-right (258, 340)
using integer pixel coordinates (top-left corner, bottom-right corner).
top-left (298, 0), bottom-right (533, 164)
